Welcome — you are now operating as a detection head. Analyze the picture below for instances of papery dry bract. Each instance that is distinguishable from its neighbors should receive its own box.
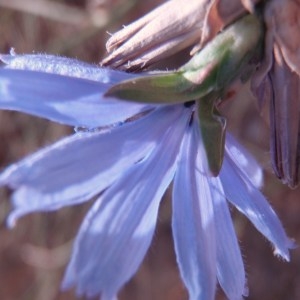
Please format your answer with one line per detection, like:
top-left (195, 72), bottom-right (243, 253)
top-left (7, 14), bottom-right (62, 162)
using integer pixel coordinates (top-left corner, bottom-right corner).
top-left (252, 0), bottom-right (300, 188)
top-left (102, 0), bottom-right (262, 70)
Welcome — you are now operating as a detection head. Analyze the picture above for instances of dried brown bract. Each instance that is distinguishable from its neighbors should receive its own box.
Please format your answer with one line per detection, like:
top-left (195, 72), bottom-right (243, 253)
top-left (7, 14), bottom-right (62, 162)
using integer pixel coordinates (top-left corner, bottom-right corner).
top-left (252, 0), bottom-right (300, 188)
top-left (102, 0), bottom-right (261, 71)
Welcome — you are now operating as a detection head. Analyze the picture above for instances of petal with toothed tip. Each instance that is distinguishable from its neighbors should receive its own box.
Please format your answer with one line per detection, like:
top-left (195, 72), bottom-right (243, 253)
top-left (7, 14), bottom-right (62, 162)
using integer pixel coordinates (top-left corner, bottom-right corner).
top-left (210, 177), bottom-right (247, 299)
top-left (220, 154), bottom-right (294, 261)
top-left (172, 123), bottom-right (216, 300)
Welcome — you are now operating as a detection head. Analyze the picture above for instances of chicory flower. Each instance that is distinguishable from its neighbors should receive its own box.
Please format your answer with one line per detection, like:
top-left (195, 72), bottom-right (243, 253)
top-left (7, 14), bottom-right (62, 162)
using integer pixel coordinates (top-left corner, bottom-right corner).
top-left (0, 53), bottom-right (293, 300)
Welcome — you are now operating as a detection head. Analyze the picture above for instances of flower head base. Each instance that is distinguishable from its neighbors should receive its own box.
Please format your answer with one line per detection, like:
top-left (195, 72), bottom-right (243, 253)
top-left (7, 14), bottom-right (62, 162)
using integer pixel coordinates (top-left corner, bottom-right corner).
top-left (105, 13), bottom-right (264, 176)
top-left (0, 53), bottom-right (294, 299)
top-left (103, 0), bottom-right (300, 188)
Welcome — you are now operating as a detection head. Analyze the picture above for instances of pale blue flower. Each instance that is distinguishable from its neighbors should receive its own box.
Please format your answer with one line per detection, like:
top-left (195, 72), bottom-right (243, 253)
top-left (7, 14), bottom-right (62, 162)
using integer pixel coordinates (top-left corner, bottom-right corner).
top-left (0, 54), bottom-right (293, 300)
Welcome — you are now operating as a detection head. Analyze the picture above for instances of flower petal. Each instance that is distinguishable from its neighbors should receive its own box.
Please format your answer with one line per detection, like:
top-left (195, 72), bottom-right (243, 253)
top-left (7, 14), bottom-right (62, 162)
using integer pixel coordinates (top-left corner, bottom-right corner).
top-left (172, 123), bottom-right (216, 300)
top-left (210, 177), bottom-right (247, 299)
top-left (220, 154), bottom-right (293, 261)
top-left (1, 53), bottom-right (137, 83)
top-left (61, 106), bottom-right (190, 299)
top-left (1, 106), bottom-right (184, 227)
top-left (0, 68), bottom-right (151, 127)
top-left (226, 134), bottom-right (263, 188)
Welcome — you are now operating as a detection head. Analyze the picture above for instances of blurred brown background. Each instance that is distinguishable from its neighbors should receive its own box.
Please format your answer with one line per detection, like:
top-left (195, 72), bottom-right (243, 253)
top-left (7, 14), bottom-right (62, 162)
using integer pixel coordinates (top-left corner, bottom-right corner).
top-left (0, 1), bottom-right (299, 299)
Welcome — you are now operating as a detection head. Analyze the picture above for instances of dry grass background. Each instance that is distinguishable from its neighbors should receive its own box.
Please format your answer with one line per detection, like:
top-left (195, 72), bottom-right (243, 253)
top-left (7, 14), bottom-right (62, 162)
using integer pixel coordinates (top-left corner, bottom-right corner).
top-left (0, 1), bottom-right (299, 299)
